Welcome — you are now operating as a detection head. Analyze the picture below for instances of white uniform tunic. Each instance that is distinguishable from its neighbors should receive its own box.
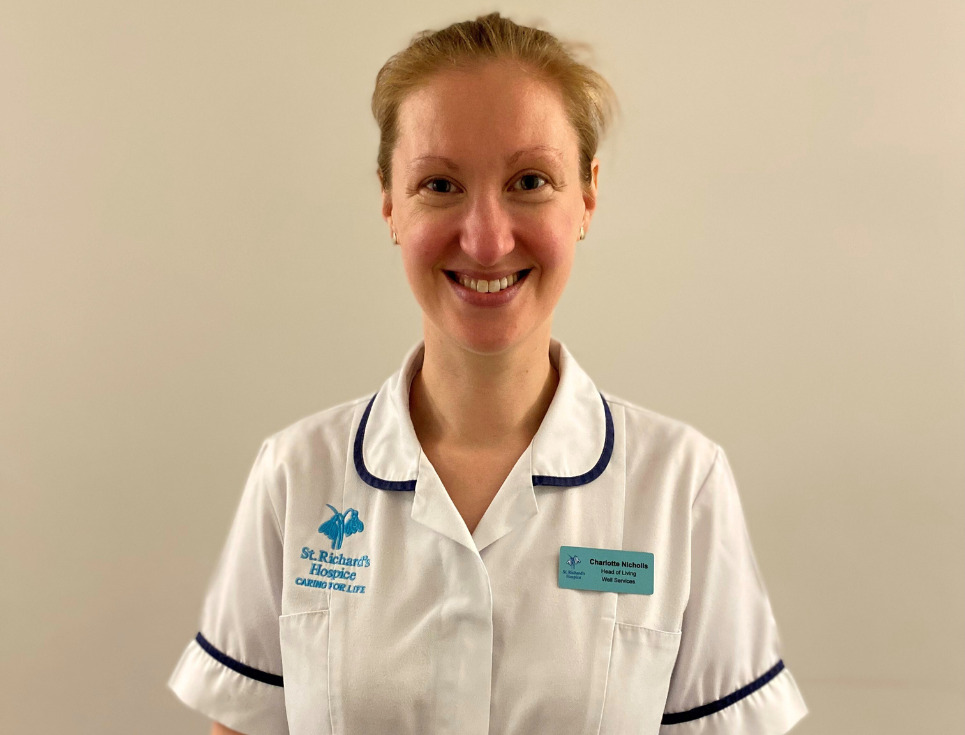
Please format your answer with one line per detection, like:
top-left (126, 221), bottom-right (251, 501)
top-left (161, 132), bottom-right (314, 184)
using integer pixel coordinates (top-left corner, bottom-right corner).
top-left (169, 340), bottom-right (808, 734)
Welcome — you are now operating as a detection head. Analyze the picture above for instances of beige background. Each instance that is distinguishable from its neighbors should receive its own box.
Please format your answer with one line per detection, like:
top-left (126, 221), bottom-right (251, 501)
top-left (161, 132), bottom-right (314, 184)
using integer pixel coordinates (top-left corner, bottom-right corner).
top-left (2, 1), bottom-right (963, 732)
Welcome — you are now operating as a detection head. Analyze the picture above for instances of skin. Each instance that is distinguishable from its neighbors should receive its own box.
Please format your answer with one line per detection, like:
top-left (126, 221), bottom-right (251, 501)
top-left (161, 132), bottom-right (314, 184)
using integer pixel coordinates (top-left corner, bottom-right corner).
top-left (209, 60), bottom-right (600, 733)
top-left (381, 59), bottom-right (599, 532)
top-left (210, 723), bottom-right (241, 735)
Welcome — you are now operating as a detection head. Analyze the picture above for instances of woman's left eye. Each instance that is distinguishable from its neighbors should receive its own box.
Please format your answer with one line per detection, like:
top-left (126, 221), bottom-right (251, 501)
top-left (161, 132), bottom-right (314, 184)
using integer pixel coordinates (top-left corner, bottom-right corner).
top-left (424, 179), bottom-right (456, 194)
top-left (513, 173), bottom-right (548, 191)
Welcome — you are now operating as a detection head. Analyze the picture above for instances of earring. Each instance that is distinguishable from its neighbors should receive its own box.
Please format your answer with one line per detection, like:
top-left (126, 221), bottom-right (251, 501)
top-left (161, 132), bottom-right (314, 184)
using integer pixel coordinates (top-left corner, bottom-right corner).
top-left (391, 230), bottom-right (398, 245)
top-left (579, 225), bottom-right (586, 241)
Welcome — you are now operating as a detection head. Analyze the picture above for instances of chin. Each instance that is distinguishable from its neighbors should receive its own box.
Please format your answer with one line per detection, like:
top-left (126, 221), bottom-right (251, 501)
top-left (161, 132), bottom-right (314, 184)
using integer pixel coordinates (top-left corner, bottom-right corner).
top-left (445, 322), bottom-right (549, 358)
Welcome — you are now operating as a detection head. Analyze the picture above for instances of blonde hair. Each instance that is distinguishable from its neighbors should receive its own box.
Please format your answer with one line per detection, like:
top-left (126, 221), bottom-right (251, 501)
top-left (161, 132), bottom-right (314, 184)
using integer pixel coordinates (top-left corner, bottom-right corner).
top-left (372, 13), bottom-right (616, 192)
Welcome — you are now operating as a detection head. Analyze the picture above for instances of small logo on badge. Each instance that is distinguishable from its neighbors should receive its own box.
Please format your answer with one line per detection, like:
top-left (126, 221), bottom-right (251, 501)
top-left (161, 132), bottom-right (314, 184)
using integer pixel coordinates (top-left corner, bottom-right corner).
top-left (318, 504), bottom-right (364, 550)
top-left (566, 554), bottom-right (581, 568)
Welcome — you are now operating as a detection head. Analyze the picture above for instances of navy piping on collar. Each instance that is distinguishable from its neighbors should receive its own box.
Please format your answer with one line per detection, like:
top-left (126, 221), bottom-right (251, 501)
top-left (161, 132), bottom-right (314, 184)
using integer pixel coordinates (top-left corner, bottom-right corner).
top-left (353, 394), bottom-right (417, 491)
top-left (194, 632), bottom-right (284, 688)
top-left (661, 659), bottom-right (785, 725)
top-left (354, 391), bottom-right (614, 491)
top-left (532, 393), bottom-right (613, 487)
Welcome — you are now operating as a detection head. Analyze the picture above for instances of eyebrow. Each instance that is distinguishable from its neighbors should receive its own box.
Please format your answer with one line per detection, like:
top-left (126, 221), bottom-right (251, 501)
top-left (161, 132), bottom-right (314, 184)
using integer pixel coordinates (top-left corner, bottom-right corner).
top-left (507, 146), bottom-right (564, 166)
top-left (407, 146), bottom-right (565, 173)
top-left (408, 155), bottom-right (460, 173)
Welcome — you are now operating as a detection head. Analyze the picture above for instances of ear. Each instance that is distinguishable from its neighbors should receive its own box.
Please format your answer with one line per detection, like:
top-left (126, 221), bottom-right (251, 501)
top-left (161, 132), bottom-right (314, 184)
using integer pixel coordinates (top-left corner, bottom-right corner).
top-left (581, 157), bottom-right (600, 235)
top-left (378, 169), bottom-right (393, 226)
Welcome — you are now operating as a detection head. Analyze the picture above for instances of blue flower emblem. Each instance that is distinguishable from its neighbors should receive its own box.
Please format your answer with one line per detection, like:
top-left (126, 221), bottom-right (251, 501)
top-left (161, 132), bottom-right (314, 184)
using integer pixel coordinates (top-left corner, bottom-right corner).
top-left (318, 504), bottom-right (364, 550)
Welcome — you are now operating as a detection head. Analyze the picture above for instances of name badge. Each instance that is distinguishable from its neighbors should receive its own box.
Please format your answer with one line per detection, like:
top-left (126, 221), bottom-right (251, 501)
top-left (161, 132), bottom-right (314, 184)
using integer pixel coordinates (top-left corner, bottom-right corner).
top-left (559, 545), bottom-right (654, 595)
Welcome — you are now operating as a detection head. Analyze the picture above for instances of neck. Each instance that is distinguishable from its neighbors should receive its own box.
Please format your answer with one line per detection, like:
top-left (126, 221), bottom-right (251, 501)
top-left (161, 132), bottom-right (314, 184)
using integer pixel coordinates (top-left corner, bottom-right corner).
top-left (409, 323), bottom-right (559, 450)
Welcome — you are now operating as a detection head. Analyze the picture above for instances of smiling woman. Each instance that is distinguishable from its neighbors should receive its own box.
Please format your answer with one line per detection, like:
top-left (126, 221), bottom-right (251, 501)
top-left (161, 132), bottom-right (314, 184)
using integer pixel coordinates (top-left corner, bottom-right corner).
top-left (168, 13), bottom-right (808, 735)
top-left (384, 60), bottom-right (592, 358)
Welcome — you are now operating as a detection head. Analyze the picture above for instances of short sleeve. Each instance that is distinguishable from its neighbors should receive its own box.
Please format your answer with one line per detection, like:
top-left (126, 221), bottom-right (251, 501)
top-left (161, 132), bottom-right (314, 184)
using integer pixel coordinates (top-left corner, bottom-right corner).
top-left (661, 447), bottom-right (808, 734)
top-left (168, 439), bottom-right (289, 735)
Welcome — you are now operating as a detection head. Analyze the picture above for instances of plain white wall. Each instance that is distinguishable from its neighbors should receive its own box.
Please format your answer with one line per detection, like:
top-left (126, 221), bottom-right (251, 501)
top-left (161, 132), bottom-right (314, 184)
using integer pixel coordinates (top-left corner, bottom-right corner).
top-left (2, 1), bottom-right (963, 732)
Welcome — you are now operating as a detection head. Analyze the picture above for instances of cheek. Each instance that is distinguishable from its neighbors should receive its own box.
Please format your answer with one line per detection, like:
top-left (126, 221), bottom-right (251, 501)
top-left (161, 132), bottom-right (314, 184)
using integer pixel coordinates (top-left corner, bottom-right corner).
top-left (399, 214), bottom-right (459, 269)
top-left (401, 230), bottom-right (441, 268)
top-left (521, 212), bottom-right (577, 269)
top-left (399, 245), bottom-right (429, 293)
top-left (544, 246), bottom-right (575, 291)
top-left (398, 229), bottom-right (451, 298)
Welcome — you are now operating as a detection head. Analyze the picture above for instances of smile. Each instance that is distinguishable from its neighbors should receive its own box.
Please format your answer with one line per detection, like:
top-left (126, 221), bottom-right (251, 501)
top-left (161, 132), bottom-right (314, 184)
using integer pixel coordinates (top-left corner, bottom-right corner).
top-left (445, 270), bottom-right (530, 294)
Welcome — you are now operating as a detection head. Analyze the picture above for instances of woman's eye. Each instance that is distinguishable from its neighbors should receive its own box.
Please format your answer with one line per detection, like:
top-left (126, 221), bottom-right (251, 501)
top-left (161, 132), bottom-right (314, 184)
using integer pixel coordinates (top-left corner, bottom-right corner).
top-left (424, 179), bottom-right (456, 194)
top-left (514, 173), bottom-right (548, 191)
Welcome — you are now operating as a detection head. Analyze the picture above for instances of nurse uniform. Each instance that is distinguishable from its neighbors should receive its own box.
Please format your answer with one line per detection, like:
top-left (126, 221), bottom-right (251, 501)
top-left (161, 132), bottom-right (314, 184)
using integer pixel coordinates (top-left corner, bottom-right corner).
top-left (169, 340), bottom-right (808, 734)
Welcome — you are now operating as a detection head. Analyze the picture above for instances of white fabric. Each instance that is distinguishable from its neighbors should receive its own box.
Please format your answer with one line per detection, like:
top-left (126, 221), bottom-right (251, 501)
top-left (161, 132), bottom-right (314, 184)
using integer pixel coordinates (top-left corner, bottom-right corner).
top-left (168, 340), bottom-right (807, 734)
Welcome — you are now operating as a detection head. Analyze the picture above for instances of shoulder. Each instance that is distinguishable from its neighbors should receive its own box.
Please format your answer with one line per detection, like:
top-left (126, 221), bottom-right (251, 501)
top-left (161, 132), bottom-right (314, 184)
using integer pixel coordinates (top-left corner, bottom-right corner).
top-left (602, 391), bottom-right (722, 506)
top-left (233, 394), bottom-right (374, 530)
top-left (603, 391), bottom-right (721, 458)
top-left (262, 394), bottom-right (372, 460)
top-left (240, 394), bottom-right (372, 511)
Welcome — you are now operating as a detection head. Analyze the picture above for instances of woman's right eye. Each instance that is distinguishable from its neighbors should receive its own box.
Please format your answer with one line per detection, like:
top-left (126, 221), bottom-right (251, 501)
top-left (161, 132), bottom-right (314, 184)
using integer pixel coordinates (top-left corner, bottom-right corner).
top-left (424, 178), bottom-right (456, 194)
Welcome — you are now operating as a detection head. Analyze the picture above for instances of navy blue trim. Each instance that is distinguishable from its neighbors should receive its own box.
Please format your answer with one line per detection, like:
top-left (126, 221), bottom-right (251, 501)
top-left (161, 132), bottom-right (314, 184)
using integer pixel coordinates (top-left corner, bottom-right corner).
top-left (532, 393), bottom-right (614, 487)
top-left (355, 391), bottom-right (614, 492)
top-left (661, 659), bottom-right (785, 725)
top-left (354, 394), bottom-right (417, 491)
top-left (194, 632), bottom-right (284, 688)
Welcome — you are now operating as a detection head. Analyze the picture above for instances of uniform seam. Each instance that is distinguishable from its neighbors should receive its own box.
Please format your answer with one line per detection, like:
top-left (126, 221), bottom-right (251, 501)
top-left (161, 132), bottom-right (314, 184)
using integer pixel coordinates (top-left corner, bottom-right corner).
top-left (262, 439), bottom-right (285, 540)
top-left (690, 444), bottom-right (722, 510)
top-left (327, 609), bottom-right (336, 735)
top-left (595, 619), bottom-right (619, 735)
top-left (620, 402), bottom-right (628, 554)
top-left (612, 621), bottom-right (681, 635)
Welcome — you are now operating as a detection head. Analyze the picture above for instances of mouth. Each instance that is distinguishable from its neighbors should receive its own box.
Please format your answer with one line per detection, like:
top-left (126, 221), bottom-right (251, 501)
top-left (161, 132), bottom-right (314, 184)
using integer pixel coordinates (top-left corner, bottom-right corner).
top-left (444, 269), bottom-right (531, 294)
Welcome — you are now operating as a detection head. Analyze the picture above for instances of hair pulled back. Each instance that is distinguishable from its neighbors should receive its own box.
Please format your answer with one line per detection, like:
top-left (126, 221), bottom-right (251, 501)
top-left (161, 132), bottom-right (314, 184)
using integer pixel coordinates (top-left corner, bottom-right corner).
top-left (372, 13), bottom-right (616, 193)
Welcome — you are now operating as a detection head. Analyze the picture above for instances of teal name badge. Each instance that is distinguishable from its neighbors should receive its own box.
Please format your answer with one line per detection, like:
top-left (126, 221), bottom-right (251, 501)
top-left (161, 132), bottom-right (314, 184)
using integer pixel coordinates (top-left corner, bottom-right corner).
top-left (559, 546), bottom-right (654, 595)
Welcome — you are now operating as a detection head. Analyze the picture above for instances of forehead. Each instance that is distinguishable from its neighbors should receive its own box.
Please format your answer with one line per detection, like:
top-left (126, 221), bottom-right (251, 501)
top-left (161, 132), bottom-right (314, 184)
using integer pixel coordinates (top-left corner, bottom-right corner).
top-left (394, 62), bottom-right (578, 165)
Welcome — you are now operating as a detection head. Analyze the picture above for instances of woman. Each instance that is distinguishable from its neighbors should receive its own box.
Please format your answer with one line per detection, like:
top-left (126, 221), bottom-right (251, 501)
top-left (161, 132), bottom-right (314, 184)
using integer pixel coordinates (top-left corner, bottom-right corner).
top-left (170, 14), bottom-right (808, 735)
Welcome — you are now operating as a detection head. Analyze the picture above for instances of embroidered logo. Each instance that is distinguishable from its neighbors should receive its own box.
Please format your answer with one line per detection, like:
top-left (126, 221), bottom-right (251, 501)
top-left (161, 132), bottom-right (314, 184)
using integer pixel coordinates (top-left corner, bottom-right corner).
top-left (318, 504), bottom-right (364, 550)
top-left (566, 554), bottom-right (581, 568)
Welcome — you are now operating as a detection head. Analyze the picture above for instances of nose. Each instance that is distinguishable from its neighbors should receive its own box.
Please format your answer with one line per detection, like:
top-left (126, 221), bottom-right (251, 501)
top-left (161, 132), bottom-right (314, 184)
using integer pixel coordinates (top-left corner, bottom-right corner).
top-left (460, 192), bottom-right (515, 266)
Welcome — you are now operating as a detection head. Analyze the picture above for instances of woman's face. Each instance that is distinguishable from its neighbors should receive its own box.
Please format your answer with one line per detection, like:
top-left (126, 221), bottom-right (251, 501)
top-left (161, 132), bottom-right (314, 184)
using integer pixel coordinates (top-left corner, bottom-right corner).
top-left (381, 61), bottom-right (598, 357)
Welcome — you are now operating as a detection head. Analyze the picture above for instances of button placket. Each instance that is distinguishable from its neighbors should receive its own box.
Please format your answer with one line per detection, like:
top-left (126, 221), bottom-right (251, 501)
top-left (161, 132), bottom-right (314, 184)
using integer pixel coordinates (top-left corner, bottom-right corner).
top-left (435, 537), bottom-right (494, 734)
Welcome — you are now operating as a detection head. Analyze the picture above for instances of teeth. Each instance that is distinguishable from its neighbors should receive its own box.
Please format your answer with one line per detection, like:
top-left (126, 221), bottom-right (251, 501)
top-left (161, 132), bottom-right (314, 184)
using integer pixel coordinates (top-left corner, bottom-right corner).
top-left (457, 271), bottom-right (520, 294)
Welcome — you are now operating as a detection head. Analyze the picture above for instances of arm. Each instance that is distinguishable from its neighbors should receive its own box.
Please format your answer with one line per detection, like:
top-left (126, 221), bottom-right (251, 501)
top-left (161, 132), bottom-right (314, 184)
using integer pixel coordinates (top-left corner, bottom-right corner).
top-left (167, 440), bottom-right (288, 733)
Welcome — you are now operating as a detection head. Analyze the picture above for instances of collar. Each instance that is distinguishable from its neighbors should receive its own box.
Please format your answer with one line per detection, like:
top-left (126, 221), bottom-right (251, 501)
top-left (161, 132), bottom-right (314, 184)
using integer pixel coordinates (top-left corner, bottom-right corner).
top-left (353, 339), bottom-right (613, 492)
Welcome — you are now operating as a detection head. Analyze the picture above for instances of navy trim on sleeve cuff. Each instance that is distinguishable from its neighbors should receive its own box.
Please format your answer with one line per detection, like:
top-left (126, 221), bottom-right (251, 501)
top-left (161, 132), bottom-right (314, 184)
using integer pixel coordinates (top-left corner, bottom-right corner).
top-left (661, 659), bottom-right (785, 725)
top-left (195, 631), bottom-right (284, 688)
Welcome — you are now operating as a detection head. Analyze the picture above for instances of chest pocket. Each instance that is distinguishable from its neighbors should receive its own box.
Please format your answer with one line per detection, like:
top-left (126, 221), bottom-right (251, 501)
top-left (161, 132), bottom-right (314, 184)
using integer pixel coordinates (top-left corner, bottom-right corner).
top-left (598, 622), bottom-right (681, 735)
top-left (279, 609), bottom-right (333, 735)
